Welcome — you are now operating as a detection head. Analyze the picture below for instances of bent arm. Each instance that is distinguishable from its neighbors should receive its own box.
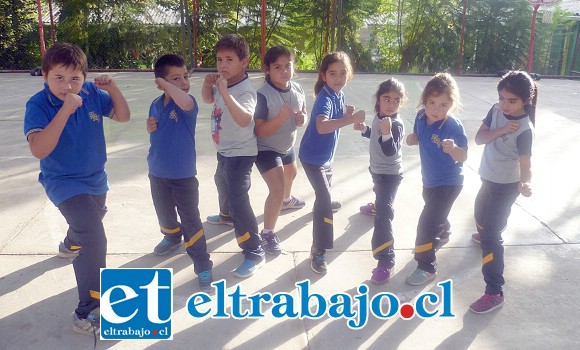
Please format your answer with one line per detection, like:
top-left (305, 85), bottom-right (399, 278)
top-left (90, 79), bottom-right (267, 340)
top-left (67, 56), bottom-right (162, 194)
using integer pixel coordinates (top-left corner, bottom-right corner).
top-left (27, 111), bottom-right (70, 159)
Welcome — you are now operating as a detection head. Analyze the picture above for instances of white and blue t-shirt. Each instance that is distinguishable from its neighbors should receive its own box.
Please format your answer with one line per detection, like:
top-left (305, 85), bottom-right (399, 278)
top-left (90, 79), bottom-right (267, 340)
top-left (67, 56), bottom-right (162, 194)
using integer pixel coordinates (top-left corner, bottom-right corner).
top-left (24, 82), bottom-right (114, 205)
top-left (479, 103), bottom-right (533, 184)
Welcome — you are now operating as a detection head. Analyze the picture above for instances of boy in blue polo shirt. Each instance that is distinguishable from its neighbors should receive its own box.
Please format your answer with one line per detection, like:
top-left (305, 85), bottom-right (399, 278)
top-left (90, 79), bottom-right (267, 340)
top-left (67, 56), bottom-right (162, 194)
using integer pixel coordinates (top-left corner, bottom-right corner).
top-left (146, 54), bottom-right (213, 293)
top-left (23, 42), bottom-right (130, 335)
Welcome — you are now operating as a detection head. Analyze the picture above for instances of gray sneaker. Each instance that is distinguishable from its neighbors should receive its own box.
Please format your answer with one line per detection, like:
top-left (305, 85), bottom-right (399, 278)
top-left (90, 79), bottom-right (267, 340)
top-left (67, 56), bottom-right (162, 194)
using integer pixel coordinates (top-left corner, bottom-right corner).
top-left (73, 307), bottom-right (100, 336)
top-left (58, 242), bottom-right (80, 258)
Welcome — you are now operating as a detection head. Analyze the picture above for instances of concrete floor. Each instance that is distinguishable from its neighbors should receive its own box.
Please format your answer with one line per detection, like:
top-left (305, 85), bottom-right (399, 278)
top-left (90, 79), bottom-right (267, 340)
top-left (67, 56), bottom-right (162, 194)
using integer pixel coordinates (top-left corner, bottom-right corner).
top-left (0, 72), bottom-right (579, 349)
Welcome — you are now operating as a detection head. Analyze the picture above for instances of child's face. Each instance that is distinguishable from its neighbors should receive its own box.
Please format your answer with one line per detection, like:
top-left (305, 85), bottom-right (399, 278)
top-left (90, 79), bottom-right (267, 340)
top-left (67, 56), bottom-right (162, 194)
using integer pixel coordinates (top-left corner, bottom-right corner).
top-left (498, 89), bottom-right (526, 116)
top-left (43, 64), bottom-right (85, 101)
top-left (379, 92), bottom-right (402, 117)
top-left (164, 66), bottom-right (190, 93)
top-left (321, 61), bottom-right (348, 93)
top-left (267, 55), bottom-right (294, 89)
top-left (216, 49), bottom-right (248, 84)
top-left (424, 93), bottom-right (453, 124)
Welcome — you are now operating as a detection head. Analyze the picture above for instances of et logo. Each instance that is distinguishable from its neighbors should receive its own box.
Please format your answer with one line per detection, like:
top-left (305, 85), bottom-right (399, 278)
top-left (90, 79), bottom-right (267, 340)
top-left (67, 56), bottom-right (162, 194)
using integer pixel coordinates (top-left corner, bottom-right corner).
top-left (100, 268), bottom-right (173, 340)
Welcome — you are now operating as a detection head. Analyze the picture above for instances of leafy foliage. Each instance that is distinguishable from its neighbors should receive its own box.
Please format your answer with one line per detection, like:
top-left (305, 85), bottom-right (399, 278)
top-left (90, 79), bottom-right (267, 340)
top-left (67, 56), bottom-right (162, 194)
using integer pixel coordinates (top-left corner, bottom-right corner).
top-left (1, 0), bottom-right (578, 75)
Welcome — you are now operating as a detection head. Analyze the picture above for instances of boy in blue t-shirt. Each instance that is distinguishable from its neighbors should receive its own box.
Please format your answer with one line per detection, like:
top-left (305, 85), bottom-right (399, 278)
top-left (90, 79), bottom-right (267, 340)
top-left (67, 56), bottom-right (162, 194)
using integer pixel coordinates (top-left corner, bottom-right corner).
top-left (201, 34), bottom-right (265, 279)
top-left (23, 42), bottom-right (130, 336)
top-left (146, 54), bottom-right (213, 293)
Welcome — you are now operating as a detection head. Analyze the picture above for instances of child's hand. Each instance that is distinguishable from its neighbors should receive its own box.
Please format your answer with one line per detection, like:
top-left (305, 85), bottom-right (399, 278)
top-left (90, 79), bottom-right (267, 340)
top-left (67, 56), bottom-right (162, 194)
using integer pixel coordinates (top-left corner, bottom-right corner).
top-left (345, 105), bottom-right (355, 116)
top-left (519, 182), bottom-right (532, 197)
top-left (442, 139), bottom-right (456, 154)
top-left (379, 117), bottom-right (392, 135)
top-left (155, 78), bottom-right (169, 91)
top-left (147, 117), bottom-right (158, 134)
top-left (295, 111), bottom-right (306, 126)
top-left (216, 75), bottom-right (228, 95)
top-left (62, 93), bottom-right (83, 115)
top-left (353, 122), bottom-right (366, 131)
top-left (502, 120), bottom-right (520, 135)
top-left (279, 103), bottom-right (293, 121)
top-left (352, 110), bottom-right (365, 124)
top-left (406, 133), bottom-right (419, 146)
top-left (203, 73), bottom-right (220, 86)
top-left (94, 74), bottom-right (117, 92)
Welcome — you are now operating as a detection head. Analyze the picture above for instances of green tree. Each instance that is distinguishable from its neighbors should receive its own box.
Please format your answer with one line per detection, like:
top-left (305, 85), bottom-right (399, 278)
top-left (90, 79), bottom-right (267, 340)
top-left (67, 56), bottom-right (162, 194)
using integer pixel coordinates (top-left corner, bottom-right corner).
top-left (0, 0), bottom-right (38, 69)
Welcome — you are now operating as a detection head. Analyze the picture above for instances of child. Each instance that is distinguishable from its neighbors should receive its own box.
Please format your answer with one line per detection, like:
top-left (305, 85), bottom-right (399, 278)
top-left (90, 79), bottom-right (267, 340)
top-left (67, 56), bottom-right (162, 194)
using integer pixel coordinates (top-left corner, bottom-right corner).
top-left (469, 71), bottom-right (536, 314)
top-left (146, 54), bottom-right (213, 293)
top-left (353, 78), bottom-right (407, 284)
top-left (405, 72), bottom-right (467, 286)
top-left (298, 51), bottom-right (365, 274)
top-left (23, 42), bottom-right (130, 335)
top-left (201, 33), bottom-right (265, 278)
top-left (254, 46), bottom-right (308, 256)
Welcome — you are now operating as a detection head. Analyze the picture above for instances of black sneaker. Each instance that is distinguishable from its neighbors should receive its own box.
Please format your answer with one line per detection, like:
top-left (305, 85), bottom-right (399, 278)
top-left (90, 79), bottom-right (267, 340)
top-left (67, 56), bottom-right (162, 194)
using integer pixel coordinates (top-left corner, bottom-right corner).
top-left (260, 231), bottom-right (281, 256)
top-left (310, 250), bottom-right (327, 274)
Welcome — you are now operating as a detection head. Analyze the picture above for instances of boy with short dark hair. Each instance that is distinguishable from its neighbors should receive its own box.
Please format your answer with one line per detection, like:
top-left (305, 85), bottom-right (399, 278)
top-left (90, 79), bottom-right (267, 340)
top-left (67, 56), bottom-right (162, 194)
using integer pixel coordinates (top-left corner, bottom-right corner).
top-left (201, 33), bottom-right (265, 278)
top-left (146, 54), bottom-right (213, 292)
top-left (23, 42), bottom-right (130, 335)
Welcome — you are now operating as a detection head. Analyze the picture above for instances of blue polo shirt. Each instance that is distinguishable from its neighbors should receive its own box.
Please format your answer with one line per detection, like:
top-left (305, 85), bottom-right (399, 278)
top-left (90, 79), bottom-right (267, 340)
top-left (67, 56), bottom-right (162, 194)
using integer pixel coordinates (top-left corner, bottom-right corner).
top-left (299, 85), bottom-right (345, 166)
top-left (147, 94), bottom-right (198, 179)
top-left (413, 108), bottom-right (468, 188)
top-left (24, 82), bottom-right (114, 206)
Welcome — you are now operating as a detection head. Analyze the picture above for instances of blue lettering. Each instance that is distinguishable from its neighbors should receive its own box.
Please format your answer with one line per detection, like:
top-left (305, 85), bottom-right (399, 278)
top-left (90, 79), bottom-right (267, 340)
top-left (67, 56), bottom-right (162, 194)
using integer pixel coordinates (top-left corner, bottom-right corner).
top-left (230, 286), bottom-right (248, 318)
top-left (186, 293), bottom-right (212, 317)
top-left (347, 284), bottom-right (369, 329)
top-left (214, 280), bottom-right (228, 318)
top-left (247, 293), bottom-right (272, 317)
top-left (438, 279), bottom-right (455, 317)
top-left (415, 293), bottom-right (438, 318)
top-left (371, 293), bottom-right (399, 319)
top-left (271, 293), bottom-right (298, 318)
top-left (297, 280), bottom-right (326, 318)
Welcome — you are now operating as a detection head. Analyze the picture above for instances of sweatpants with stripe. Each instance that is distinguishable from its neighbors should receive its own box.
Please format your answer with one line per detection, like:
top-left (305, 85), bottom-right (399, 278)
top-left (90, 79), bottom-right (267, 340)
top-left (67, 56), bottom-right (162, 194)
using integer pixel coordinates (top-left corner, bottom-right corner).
top-left (475, 179), bottom-right (520, 295)
top-left (214, 153), bottom-right (264, 262)
top-left (58, 193), bottom-right (107, 319)
top-left (149, 175), bottom-right (212, 274)
top-left (414, 185), bottom-right (462, 273)
top-left (301, 162), bottom-right (334, 252)
top-left (371, 171), bottom-right (403, 268)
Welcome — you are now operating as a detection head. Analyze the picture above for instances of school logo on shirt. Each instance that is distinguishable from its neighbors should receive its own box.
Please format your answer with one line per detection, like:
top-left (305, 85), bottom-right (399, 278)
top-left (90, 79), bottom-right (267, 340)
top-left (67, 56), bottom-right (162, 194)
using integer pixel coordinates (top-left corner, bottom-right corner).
top-left (211, 105), bottom-right (223, 144)
top-left (100, 268), bottom-right (173, 340)
top-left (431, 134), bottom-right (441, 147)
top-left (169, 110), bottom-right (178, 122)
top-left (89, 111), bottom-right (100, 122)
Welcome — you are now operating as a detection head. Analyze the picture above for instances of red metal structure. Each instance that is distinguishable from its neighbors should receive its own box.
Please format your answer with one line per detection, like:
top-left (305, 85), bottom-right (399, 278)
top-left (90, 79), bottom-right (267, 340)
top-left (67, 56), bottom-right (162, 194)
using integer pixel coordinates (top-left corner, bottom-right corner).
top-left (527, 0), bottom-right (558, 72)
top-left (35, 0), bottom-right (46, 57)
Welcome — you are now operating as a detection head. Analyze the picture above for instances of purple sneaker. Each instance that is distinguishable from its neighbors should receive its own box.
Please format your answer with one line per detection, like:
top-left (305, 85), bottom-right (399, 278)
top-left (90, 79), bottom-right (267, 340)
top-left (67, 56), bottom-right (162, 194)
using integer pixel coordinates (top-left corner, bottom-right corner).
top-left (370, 266), bottom-right (393, 285)
top-left (470, 293), bottom-right (504, 314)
top-left (360, 202), bottom-right (376, 216)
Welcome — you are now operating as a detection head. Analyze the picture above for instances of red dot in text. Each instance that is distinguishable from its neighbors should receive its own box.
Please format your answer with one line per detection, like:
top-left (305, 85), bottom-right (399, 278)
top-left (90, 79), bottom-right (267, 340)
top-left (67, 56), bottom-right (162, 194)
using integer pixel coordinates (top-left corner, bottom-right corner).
top-left (153, 329), bottom-right (158, 335)
top-left (400, 304), bottom-right (415, 319)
